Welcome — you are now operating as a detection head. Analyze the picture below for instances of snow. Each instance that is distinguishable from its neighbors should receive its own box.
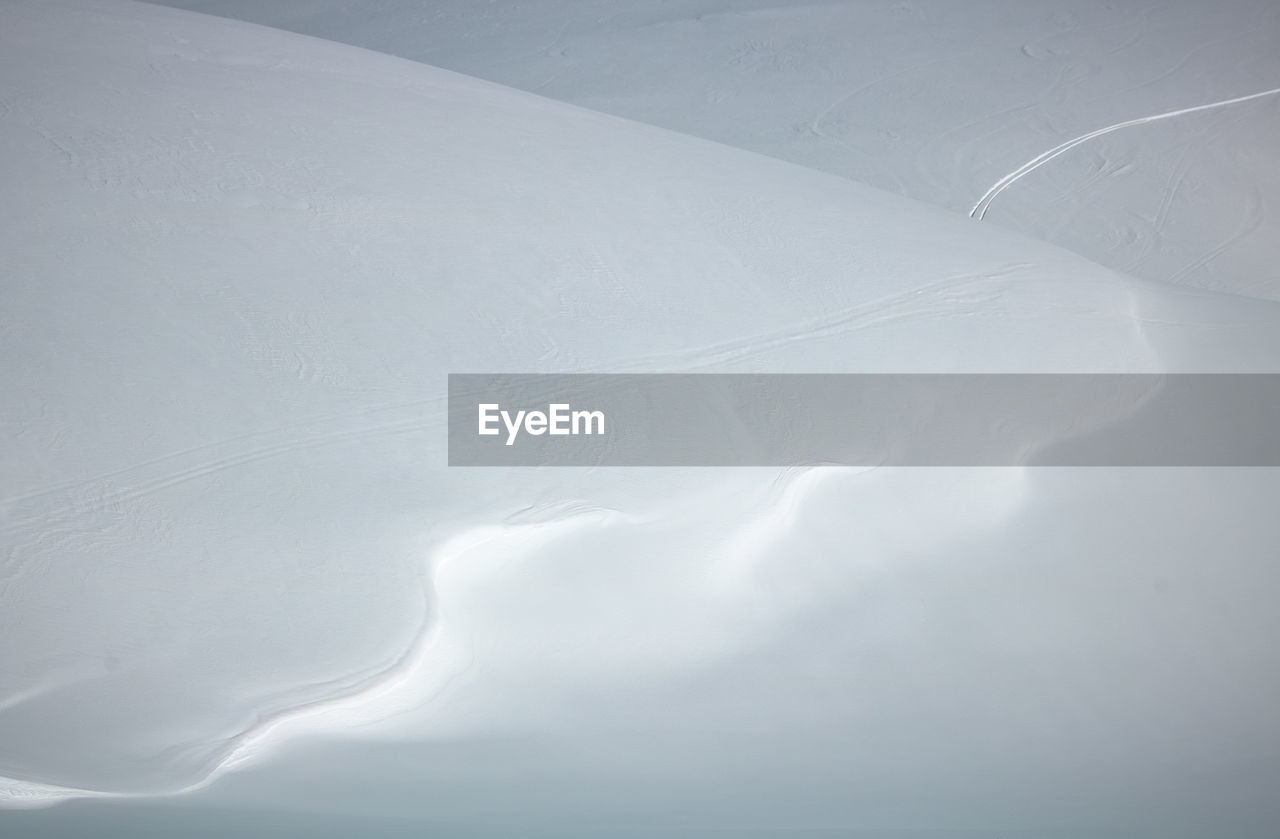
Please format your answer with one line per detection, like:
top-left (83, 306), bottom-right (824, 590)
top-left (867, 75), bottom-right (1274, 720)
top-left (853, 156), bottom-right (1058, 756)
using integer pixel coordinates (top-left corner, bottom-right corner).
top-left (151, 0), bottom-right (1280, 301)
top-left (2, 0), bottom-right (1279, 834)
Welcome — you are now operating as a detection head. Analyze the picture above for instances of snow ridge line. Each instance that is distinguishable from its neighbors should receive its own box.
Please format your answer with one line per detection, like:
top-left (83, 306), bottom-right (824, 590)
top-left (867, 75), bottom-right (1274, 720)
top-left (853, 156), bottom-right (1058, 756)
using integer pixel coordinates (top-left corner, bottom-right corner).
top-left (0, 507), bottom-right (623, 809)
top-left (969, 84), bottom-right (1280, 220)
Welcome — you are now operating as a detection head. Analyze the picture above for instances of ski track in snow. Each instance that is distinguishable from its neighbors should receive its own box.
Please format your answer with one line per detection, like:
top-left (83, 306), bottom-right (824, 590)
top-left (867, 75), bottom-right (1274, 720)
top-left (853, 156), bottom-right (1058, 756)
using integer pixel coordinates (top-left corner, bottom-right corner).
top-left (8, 0), bottom-right (1280, 821)
top-left (969, 84), bottom-right (1280, 220)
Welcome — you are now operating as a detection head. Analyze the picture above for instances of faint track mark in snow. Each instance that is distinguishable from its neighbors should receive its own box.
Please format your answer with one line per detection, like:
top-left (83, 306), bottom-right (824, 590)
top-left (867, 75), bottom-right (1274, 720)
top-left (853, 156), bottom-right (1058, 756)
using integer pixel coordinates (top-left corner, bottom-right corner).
top-left (632, 265), bottom-right (1032, 372)
top-left (0, 396), bottom-right (442, 513)
top-left (0, 398), bottom-right (449, 590)
top-left (1115, 109), bottom-right (1252, 279)
top-left (1027, 3), bottom-right (1150, 63)
top-left (970, 84), bottom-right (1280, 220)
top-left (0, 413), bottom-right (436, 556)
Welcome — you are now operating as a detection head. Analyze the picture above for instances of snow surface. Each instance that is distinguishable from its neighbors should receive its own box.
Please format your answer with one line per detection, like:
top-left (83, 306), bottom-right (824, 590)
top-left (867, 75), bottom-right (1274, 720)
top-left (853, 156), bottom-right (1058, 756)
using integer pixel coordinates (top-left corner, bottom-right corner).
top-left (151, 0), bottom-right (1280, 301)
top-left (3, 0), bottom-right (1280, 835)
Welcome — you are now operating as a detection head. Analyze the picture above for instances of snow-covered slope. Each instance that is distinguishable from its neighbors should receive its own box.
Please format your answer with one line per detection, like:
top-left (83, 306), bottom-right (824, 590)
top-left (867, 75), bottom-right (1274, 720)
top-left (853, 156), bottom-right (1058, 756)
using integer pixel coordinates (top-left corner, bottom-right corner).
top-left (150, 0), bottom-right (1280, 300)
top-left (3, 0), bottom-right (1280, 834)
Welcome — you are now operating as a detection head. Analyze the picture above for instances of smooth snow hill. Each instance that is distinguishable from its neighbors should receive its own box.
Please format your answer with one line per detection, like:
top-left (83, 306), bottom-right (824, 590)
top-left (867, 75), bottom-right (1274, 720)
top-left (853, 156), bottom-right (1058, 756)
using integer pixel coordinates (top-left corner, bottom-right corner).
top-left (3, 0), bottom-right (1280, 833)
top-left (148, 0), bottom-right (1280, 301)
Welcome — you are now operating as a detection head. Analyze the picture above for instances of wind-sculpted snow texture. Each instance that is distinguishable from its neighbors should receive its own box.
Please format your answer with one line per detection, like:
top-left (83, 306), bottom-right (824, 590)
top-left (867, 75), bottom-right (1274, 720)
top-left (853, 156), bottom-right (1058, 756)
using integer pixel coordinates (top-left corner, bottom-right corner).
top-left (3, 0), bottom-right (1280, 836)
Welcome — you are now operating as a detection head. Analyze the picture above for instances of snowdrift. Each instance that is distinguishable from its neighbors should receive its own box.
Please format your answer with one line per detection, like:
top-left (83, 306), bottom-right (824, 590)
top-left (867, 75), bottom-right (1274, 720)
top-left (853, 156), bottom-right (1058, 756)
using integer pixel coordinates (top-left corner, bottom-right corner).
top-left (154, 0), bottom-right (1280, 300)
top-left (3, 0), bottom-right (1280, 832)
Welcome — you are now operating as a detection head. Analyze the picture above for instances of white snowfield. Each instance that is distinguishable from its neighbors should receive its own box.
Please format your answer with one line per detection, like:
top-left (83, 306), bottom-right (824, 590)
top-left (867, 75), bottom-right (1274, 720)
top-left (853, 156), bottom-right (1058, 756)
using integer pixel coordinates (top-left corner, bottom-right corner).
top-left (2, 0), bottom-right (1280, 834)
top-left (154, 0), bottom-right (1280, 301)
